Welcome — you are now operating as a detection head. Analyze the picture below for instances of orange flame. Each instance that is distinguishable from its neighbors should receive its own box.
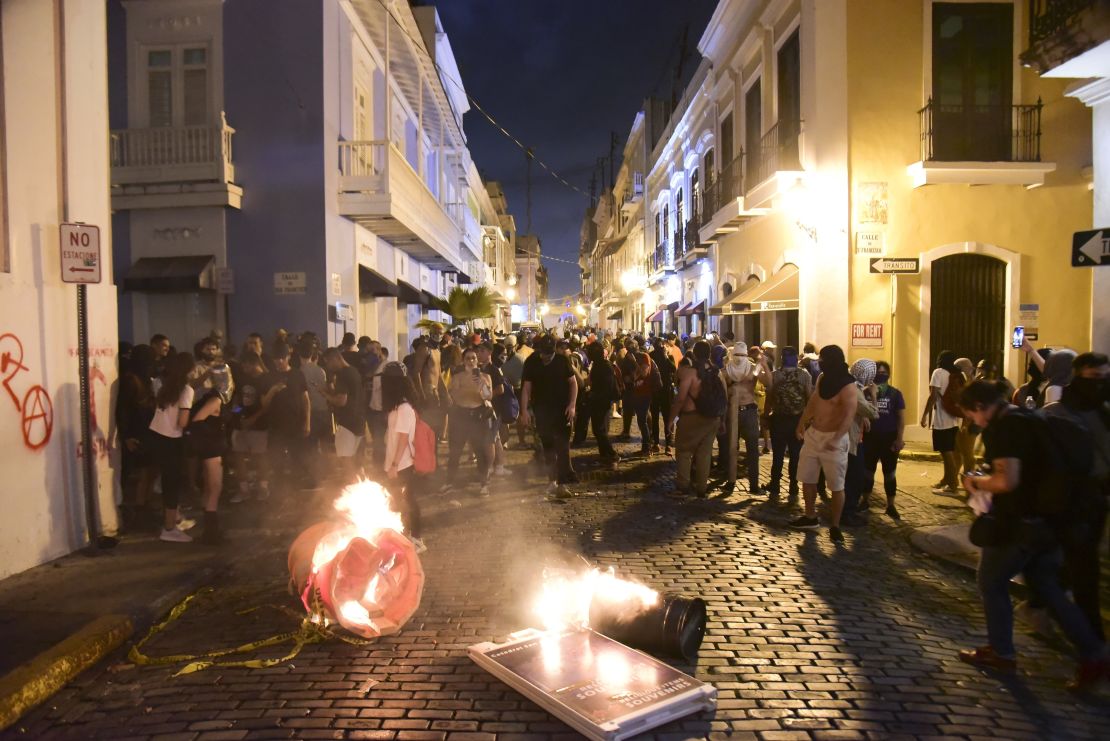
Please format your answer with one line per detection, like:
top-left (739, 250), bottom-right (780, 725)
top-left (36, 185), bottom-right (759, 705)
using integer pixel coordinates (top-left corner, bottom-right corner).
top-left (310, 479), bottom-right (404, 571)
top-left (534, 567), bottom-right (658, 632)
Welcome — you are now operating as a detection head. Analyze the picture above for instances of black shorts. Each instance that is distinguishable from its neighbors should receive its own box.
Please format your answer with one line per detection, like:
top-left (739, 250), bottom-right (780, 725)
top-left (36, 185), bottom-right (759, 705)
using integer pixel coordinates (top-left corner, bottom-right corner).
top-left (932, 427), bottom-right (957, 453)
top-left (186, 418), bottom-right (227, 460)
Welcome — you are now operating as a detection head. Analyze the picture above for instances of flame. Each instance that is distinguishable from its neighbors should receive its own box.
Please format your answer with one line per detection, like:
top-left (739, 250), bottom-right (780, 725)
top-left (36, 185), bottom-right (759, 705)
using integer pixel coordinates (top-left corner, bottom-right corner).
top-left (311, 479), bottom-right (404, 571)
top-left (533, 567), bottom-right (658, 632)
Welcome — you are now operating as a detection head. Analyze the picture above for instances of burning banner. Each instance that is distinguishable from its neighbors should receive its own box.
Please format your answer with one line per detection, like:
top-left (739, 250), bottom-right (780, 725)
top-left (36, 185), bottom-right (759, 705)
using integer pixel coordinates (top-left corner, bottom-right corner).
top-left (469, 567), bottom-right (714, 740)
top-left (129, 480), bottom-right (423, 675)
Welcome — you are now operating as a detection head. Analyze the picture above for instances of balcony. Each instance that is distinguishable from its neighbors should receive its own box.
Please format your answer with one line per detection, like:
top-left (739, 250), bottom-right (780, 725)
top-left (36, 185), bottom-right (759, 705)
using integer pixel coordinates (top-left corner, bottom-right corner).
top-left (652, 241), bottom-right (673, 276)
top-left (1021, 0), bottom-right (1110, 75)
top-left (109, 114), bottom-right (241, 209)
top-left (678, 216), bottom-right (712, 268)
top-left (337, 139), bottom-right (464, 271)
top-left (908, 100), bottom-right (1056, 187)
top-left (699, 154), bottom-right (768, 242)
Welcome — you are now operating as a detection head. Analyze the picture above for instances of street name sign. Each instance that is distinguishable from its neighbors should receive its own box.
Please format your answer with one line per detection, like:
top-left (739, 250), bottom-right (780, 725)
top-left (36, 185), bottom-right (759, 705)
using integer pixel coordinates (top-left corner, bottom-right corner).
top-left (1072, 228), bottom-right (1110, 267)
top-left (60, 223), bottom-right (101, 284)
top-left (274, 271), bottom-right (306, 295)
top-left (869, 257), bottom-right (919, 274)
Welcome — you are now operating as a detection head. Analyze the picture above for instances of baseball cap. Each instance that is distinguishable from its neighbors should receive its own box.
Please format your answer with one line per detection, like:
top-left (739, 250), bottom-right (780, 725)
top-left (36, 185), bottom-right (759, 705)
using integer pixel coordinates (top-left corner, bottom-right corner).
top-left (761, 340), bottom-right (777, 350)
top-left (382, 361), bottom-right (407, 377)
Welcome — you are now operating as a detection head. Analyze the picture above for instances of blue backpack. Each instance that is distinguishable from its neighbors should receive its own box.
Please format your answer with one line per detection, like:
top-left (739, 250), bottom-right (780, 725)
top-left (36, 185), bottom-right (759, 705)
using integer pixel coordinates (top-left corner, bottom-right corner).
top-left (494, 381), bottom-right (520, 423)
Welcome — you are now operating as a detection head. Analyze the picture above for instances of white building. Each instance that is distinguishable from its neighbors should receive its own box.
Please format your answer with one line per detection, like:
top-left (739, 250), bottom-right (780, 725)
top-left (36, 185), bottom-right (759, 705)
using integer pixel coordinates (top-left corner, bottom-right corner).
top-left (1, 0), bottom-right (119, 578)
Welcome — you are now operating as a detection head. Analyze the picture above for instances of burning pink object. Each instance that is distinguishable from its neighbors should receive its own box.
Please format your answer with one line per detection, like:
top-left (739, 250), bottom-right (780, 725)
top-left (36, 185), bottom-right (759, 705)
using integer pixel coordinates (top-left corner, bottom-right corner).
top-left (287, 480), bottom-right (424, 638)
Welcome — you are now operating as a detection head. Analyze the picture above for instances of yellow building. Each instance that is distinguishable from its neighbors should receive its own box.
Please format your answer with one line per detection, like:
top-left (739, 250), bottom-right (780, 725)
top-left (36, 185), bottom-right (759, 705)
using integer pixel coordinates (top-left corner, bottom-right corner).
top-left (681, 0), bottom-right (1093, 427)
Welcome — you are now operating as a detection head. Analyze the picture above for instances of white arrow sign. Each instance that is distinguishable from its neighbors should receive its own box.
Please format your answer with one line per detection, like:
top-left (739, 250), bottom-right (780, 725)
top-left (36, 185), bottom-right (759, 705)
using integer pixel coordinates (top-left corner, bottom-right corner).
top-left (1080, 231), bottom-right (1105, 263)
top-left (869, 257), bottom-right (920, 274)
top-left (1071, 228), bottom-right (1110, 267)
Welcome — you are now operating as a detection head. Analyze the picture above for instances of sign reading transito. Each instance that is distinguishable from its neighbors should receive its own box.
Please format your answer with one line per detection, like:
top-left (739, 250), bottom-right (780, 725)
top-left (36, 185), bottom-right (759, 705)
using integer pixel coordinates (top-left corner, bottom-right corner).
top-left (1072, 228), bottom-right (1110, 267)
top-left (869, 257), bottom-right (919, 274)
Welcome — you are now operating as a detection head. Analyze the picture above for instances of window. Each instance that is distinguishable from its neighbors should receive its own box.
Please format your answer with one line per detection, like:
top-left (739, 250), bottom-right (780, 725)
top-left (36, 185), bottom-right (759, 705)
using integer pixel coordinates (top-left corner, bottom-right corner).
top-left (144, 46), bottom-right (208, 127)
top-left (744, 81), bottom-right (762, 180)
top-left (719, 112), bottom-right (734, 166)
top-left (662, 204), bottom-right (669, 242)
top-left (703, 149), bottom-right (715, 185)
top-left (675, 188), bottom-right (684, 234)
top-left (931, 2), bottom-right (1014, 161)
top-left (777, 29), bottom-right (801, 167)
top-left (691, 168), bottom-right (700, 219)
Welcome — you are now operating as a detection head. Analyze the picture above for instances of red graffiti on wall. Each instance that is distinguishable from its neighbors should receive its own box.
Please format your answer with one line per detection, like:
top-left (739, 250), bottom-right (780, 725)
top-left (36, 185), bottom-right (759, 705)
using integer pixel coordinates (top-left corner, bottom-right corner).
top-left (76, 363), bottom-right (108, 461)
top-left (1, 333), bottom-right (54, 451)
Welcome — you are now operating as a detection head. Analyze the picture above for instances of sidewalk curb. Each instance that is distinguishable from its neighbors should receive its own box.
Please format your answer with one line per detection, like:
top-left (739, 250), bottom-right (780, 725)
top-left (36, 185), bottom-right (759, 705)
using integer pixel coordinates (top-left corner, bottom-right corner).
top-left (0, 614), bottom-right (132, 731)
top-left (0, 562), bottom-right (222, 732)
top-left (901, 449), bottom-right (942, 463)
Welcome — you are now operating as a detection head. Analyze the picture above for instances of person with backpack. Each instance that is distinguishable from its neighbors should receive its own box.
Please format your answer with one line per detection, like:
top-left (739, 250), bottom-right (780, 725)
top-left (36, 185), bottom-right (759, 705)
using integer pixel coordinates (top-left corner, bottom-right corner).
top-left (1042, 352), bottom-right (1110, 642)
top-left (671, 340), bottom-right (725, 497)
top-left (860, 360), bottom-right (906, 520)
top-left (380, 362), bottom-right (426, 554)
top-left (920, 350), bottom-right (964, 495)
top-left (765, 346), bottom-right (812, 502)
top-left (957, 379), bottom-right (1108, 690)
top-left (649, 338), bottom-right (678, 455)
top-left (791, 345), bottom-right (858, 542)
top-left (723, 342), bottom-right (771, 495)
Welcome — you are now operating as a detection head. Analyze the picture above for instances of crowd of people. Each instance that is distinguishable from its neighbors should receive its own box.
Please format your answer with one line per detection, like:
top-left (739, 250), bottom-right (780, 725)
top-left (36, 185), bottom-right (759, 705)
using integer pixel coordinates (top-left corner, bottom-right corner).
top-left (114, 322), bottom-right (1110, 689)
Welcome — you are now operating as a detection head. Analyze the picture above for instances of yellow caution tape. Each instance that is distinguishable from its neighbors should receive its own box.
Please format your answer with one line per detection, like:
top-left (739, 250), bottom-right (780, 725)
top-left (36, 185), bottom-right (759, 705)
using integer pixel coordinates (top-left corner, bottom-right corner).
top-left (127, 587), bottom-right (376, 676)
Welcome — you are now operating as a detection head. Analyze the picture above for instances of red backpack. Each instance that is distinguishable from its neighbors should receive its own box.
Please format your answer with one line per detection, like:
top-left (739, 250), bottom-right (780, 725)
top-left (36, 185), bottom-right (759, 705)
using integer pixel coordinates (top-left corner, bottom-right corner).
top-left (412, 412), bottom-right (437, 474)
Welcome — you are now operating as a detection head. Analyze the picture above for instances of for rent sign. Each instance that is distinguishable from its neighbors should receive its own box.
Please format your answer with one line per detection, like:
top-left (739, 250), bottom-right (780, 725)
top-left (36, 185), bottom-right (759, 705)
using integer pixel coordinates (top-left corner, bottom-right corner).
top-left (851, 323), bottom-right (883, 348)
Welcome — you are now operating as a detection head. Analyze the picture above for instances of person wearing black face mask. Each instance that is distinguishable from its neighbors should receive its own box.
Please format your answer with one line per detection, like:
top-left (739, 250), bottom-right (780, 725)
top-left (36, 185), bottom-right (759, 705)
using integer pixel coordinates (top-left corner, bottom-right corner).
top-left (862, 361), bottom-right (906, 520)
top-left (1044, 352), bottom-right (1110, 642)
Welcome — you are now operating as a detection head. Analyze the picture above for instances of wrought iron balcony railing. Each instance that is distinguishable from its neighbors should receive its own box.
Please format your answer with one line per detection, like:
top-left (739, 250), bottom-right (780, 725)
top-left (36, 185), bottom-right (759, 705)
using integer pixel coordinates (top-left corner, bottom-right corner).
top-left (1027, 0), bottom-right (1094, 44)
top-left (703, 154), bottom-right (744, 219)
top-left (918, 99), bottom-right (1043, 162)
top-left (749, 120), bottom-right (801, 186)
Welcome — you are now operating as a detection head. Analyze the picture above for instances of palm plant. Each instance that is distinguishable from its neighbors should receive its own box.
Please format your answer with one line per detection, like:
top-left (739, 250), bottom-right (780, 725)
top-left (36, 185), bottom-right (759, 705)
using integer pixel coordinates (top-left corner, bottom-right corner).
top-left (444, 286), bottom-right (495, 333)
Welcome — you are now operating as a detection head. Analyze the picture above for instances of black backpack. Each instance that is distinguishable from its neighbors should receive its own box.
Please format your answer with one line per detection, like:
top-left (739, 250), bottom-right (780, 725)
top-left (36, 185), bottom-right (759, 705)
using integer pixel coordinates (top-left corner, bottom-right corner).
top-left (1029, 407), bottom-right (1095, 519)
top-left (694, 365), bottom-right (727, 418)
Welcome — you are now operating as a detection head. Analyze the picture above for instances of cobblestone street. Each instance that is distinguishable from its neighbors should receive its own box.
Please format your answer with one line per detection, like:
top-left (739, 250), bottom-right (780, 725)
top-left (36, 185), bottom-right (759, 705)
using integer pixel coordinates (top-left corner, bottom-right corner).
top-left (9, 429), bottom-right (1110, 741)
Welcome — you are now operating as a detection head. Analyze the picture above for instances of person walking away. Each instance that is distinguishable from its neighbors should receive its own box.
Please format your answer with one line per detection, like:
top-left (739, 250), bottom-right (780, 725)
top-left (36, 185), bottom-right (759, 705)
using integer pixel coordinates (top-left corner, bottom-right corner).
top-left (521, 334), bottom-right (578, 497)
top-left (649, 338), bottom-right (678, 455)
top-left (861, 360), bottom-right (906, 520)
top-left (502, 336), bottom-right (529, 449)
top-left (321, 348), bottom-right (365, 484)
top-left (841, 359), bottom-right (879, 526)
top-left (380, 362), bottom-right (426, 554)
top-left (617, 338), bottom-right (639, 441)
top-left (267, 342), bottom-right (311, 494)
top-left (149, 353), bottom-right (197, 542)
top-left (446, 348), bottom-right (495, 495)
top-left (671, 340), bottom-right (725, 497)
top-left (957, 379), bottom-right (1109, 690)
top-left (791, 345), bottom-right (858, 542)
top-left (586, 341), bottom-right (619, 468)
top-left (723, 343), bottom-right (770, 495)
top-left (920, 350), bottom-right (963, 494)
top-left (298, 339), bottom-right (330, 485)
top-left (954, 357), bottom-right (978, 474)
top-left (765, 346), bottom-right (811, 502)
top-left (1043, 353), bottom-right (1110, 641)
top-left (230, 351), bottom-right (279, 502)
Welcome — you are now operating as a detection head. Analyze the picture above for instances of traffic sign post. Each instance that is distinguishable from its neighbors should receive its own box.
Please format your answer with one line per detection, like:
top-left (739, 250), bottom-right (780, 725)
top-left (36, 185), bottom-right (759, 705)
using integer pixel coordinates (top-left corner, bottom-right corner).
top-left (60, 223), bottom-right (108, 551)
top-left (1072, 228), bottom-right (1110, 267)
top-left (869, 257), bottom-right (920, 274)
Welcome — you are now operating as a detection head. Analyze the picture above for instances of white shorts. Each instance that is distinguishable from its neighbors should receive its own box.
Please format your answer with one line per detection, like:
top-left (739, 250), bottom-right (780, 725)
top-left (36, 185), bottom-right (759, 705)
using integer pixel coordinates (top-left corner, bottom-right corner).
top-left (232, 429), bottom-right (268, 454)
top-left (334, 425), bottom-right (364, 458)
top-left (797, 427), bottom-right (849, 491)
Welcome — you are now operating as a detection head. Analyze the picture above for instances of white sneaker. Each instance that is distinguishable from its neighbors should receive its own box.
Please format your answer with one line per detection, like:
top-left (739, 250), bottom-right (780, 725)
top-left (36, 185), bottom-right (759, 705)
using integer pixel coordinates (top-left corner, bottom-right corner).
top-left (160, 527), bottom-right (193, 543)
top-left (409, 537), bottom-right (428, 554)
top-left (493, 466), bottom-right (511, 477)
top-left (176, 517), bottom-right (197, 531)
top-left (479, 484), bottom-right (491, 497)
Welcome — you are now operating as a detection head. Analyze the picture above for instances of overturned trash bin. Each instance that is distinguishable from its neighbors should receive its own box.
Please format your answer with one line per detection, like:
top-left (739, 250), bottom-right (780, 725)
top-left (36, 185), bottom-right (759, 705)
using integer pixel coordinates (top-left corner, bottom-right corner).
top-left (469, 628), bottom-right (716, 741)
top-left (590, 594), bottom-right (707, 662)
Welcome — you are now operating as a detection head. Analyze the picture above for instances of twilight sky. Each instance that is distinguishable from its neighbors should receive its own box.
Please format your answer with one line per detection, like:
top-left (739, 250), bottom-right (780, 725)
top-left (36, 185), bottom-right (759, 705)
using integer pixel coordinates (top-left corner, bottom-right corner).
top-left (435, 0), bottom-right (717, 299)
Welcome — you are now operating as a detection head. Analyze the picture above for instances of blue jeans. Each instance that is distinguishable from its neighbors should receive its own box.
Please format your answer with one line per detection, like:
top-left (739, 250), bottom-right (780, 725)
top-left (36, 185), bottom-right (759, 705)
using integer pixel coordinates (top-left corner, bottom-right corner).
top-left (978, 535), bottom-right (1103, 660)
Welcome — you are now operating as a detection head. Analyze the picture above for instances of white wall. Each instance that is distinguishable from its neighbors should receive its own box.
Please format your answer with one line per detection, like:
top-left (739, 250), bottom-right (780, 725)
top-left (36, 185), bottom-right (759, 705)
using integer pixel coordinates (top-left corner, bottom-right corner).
top-left (0, 0), bottom-right (119, 579)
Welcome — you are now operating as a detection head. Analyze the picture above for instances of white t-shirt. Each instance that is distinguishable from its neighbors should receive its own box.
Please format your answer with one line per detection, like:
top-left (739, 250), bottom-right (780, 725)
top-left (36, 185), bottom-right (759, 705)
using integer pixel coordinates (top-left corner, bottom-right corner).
top-left (385, 402), bottom-right (416, 471)
top-left (149, 384), bottom-right (194, 438)
top-left (1044, 384), bottom-right (1063, 405)
top-left (929, 368), bottom-right (959, 430)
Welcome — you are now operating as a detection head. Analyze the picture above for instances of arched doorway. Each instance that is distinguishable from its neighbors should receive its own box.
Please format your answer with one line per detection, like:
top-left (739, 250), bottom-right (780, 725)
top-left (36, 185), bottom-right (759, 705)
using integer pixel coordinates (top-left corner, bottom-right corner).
top-left (929, 253), bottom-right (1006, 374)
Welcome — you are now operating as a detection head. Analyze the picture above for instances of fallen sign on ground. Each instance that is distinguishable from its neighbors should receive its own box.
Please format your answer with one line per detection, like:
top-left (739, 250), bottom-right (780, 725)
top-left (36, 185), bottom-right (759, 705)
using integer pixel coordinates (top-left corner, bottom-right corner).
top-left (469, 627), bottom-right (717, 741)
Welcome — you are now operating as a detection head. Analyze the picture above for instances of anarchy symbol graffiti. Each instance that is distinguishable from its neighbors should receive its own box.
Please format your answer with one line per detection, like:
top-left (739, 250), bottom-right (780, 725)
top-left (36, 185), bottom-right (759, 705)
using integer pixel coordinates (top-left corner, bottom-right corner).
top-left (21, 385), bottom-right (53, 450)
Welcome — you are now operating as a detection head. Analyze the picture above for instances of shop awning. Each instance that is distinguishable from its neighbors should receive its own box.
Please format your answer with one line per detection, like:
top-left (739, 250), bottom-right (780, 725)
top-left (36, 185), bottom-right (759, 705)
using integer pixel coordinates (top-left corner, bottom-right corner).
top-left (675, 302), bottom-right (694, 316)
top-left (600, 236), bottom-right (626, 257)
top-left (687, 300), bottom-right (705, 316)
top-left (648, 308), bottom-right (666, 323)
top-left (733, 264), bottom-right (799, 312)
top-left (122, 256), bottom-right (214, 292)
top-left (453, 270), bottom-right (473, 284)
top-left (421, 289), bottom-right (439, 309)
top-left (709, 277), bottom-right (759, 316)
top-left (359, 266), bottom-right (398, 297)
top-left (607, 309), bottom-right (624, 321)
top-left (397, 279), bottom-right (422, 305)
top-left (667, 301), bottom-right (680, 312)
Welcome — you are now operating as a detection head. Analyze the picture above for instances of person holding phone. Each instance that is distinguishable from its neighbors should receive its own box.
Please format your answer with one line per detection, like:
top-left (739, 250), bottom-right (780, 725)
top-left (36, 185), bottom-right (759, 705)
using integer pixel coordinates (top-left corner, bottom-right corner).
top-left (446, 348), bottom-right (494, 495)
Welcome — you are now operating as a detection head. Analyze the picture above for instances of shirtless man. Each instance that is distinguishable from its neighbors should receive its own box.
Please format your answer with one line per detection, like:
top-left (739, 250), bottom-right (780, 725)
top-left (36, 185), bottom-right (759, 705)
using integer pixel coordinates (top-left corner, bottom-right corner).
top-left (790, 344), bottom-right (858, 542)
top-left (670, 340), bottom-right (721, 497)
